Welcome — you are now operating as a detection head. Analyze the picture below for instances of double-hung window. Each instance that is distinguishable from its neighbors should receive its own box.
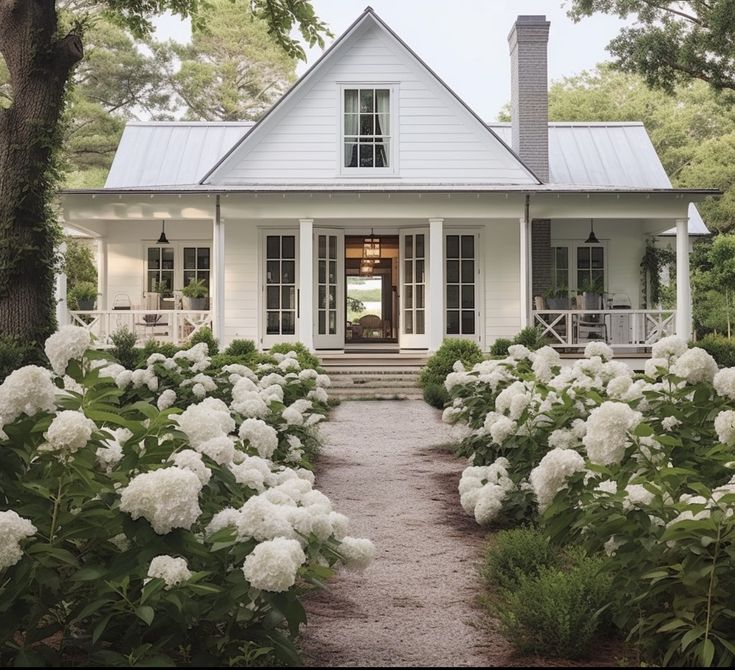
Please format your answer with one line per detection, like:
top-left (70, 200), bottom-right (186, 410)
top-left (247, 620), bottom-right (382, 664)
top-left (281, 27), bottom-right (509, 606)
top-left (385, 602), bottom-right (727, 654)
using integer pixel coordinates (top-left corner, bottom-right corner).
top-left (343, 87), bottom-right (391, 170)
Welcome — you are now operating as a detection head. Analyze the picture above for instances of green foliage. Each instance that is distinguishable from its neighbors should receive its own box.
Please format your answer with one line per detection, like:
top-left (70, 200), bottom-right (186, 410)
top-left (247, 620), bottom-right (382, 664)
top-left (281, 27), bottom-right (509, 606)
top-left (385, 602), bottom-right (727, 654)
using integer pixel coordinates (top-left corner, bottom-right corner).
top-left (693, 234), bottom-right (735, 336)
top-left (483, 527), bottom-right (558, 591)
top-left (224, 339), bottom-right (257, 357)
top-left (135, 339), bottom-right (180, 367)
top-left (0, 337), bottom-right (38, 383)
top-left (181, 277), bottom-right (208, 298)
top-left (269, 342), bottom-right (321, 371)
top-left (696, 334), bottom-right (735, 367)
top-left (512, 326), bottom-right (547, 350)
top-left (63, 237), bottom-right (97, 287)
top-left (490, 338), bottom-right (512, 357)
top-left (186, 326), bottom-right (219, 355)
top-left (497, 553), bottom-right (613, 659)
top-left (641, 238), bottom-right (676, 308)
top-left (422, 382), bottom-right (448, 410)
top-left (110, 326), bottom-right (138, 369)
top-left (419, 339), bottom-right (484, 408)
top-left (68, 280), bottom-right (98, 310)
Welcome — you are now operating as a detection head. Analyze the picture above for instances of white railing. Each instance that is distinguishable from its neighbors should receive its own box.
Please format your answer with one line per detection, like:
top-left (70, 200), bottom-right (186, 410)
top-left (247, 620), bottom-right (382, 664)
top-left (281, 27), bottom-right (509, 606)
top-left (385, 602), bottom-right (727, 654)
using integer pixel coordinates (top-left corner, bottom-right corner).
top-left (533, 309), bottom-right (676, 349)
top-left (68, 310), bottom-right (213, 346)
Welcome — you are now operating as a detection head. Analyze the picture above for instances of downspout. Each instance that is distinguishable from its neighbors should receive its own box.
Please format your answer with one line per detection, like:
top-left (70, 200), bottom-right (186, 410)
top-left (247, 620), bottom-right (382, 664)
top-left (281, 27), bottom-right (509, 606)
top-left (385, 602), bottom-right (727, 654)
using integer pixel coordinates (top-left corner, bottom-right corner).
top-left (214, 195), bottom-right (225, 343)
top-left (523, 194), bottom-right (532, 328)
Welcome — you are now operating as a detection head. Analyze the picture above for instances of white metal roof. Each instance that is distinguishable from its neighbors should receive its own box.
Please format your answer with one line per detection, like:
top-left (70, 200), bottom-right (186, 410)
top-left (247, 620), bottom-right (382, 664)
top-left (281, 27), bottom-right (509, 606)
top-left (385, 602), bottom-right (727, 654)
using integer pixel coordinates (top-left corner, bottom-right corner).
top-left (105, 122), bottom-right (254, 188)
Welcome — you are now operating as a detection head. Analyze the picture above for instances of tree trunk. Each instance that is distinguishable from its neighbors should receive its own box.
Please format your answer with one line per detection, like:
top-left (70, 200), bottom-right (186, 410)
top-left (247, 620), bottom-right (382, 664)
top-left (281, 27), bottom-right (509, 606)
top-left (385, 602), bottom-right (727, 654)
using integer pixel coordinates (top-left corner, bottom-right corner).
top-left (0, 1), bottom-right (82, 347)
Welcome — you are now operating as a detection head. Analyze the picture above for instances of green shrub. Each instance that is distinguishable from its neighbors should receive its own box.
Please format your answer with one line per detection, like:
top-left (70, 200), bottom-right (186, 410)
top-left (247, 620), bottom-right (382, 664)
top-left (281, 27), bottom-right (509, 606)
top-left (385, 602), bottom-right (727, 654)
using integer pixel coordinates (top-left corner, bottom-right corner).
top-left (224, 339), bottom-right (257, 357)
top-left (186, 326), bottom-right (219, 355)
top-left (110, 326), bottom-right (137, 369)
top-left (0, 336), bottom-right (39, 382)
top-left (423, 382), bottom-right (448, 409)
top-left (490, 338), bottom-right (512, 357)
top-left (512, 326), bottom-right (547, 350)
top-left (696, 333), bottom-right (735, 367)
top-left (420, 339), bottom-right (484, 406)
top-left (498, 553), bottom-right (613, 659)
top-left (210, 353), bottom-right (267, 371)
top-left (269, 342), bottom-right (321, 371)
top-left (483, 527), bottom-right (557, 591)
top-left (133, 339), bottom-right (181, 368)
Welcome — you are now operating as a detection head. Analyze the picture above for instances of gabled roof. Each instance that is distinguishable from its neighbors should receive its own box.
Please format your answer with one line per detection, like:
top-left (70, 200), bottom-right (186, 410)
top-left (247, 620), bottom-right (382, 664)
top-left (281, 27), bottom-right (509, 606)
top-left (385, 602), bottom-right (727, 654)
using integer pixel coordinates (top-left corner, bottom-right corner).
top-left (105, 122), bottom-right (254, 188)
top-left (200, 6), bottom-right (540, 185)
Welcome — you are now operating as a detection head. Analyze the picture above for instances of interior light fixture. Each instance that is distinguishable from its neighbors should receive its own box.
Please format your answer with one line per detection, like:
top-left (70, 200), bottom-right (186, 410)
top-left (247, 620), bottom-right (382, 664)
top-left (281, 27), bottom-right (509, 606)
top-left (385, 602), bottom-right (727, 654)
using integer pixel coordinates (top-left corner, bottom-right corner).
top-left (362, 228), bottom-right (380, 259)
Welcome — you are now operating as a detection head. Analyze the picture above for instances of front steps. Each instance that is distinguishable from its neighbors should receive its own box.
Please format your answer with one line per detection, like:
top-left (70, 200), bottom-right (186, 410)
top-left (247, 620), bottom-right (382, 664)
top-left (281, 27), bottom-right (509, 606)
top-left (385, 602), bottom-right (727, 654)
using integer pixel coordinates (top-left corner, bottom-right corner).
top-left (319, 353), bottom-right (427, 401)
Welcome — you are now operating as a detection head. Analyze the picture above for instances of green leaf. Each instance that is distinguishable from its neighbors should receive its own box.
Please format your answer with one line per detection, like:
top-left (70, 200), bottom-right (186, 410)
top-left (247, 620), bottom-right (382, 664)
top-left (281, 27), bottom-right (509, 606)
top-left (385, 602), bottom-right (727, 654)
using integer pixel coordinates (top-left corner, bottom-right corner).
top-left (657, 618), bottom-right (687, 632)
top-left (700, 638), bottom-right (715, 667)
top-left (135, 605), bottom-right (155, 626)
top-left (92, 612), bottom-right (115, 645)
top-left (633, 422), bottom-right (654, 437)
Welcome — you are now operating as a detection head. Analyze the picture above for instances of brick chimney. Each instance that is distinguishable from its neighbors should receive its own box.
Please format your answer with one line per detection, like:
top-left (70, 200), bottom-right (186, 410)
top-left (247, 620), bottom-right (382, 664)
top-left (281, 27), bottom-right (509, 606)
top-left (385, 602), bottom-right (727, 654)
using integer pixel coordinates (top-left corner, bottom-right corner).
top-left (508, 15), bottom-right (550, 182)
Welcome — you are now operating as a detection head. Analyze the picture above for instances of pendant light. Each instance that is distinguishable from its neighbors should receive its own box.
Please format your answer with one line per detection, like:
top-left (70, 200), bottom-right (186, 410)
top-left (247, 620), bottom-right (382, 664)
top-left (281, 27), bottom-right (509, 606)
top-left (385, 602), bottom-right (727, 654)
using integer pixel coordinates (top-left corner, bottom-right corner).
top-left (362, 228), bottom-right (380, 259)
top-left (359, 259), bottom-right (374, 277)
top-left (157, 220), bottom-right (170, 245)
top-left (585, 218), bottom-right (599, 245)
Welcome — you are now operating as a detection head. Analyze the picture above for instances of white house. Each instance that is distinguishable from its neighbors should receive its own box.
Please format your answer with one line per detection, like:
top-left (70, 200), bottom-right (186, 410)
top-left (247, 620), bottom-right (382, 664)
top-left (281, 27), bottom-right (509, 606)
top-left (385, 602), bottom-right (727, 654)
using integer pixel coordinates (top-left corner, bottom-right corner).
top-left (59, 8), bottom-right (715, 354)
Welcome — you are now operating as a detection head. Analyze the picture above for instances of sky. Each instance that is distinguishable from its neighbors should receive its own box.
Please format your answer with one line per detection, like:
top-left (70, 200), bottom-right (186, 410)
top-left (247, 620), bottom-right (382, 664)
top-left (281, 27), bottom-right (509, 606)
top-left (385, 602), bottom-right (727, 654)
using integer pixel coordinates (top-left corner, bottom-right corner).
top-left (153, 0), bottom-right (629, 121)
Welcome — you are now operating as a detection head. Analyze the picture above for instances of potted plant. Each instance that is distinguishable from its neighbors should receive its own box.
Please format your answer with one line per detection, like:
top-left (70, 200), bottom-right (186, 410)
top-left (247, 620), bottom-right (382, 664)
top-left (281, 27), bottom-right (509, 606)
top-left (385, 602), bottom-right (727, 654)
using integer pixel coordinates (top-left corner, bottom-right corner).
top-left (578, 277), bottom-right (604, 310)
top-left (182, 278), bottom-right (208, 310)
top-left (69, 281), bottom-right (98, 310)
top-left (544, 285), bottom-right (570, 310)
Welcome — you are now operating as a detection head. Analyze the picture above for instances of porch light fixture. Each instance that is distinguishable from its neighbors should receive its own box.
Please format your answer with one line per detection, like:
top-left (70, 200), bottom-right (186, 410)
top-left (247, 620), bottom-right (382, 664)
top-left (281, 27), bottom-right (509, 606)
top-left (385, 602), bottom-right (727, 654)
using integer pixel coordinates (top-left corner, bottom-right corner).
top-left (156, 220), bottom-right (170, 245)
top-left (359, 259), bottom-right (374, 277)
top-left (585, 218), bottom-right (600, 245)
top-left (362, 229), bottom-right (380, 259)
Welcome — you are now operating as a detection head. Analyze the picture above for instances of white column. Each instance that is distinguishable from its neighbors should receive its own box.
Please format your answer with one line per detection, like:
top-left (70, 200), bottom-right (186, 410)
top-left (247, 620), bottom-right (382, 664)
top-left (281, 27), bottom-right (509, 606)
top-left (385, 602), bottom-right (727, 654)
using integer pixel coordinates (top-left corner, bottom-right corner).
top-left (519, 217), bottom-right (530, 328)
top-left (299, 218), bottom-right (314, 351)
top-left (428, 218), bottom-right (445, 351)
top-left (96, 239), bottom-right (108, 310)
top-left (676, 217), bottom-right (692, 341)
top-left (55, 242), bottom-right (69, 327)
top-left (212, 199), bottom-right (226, 342)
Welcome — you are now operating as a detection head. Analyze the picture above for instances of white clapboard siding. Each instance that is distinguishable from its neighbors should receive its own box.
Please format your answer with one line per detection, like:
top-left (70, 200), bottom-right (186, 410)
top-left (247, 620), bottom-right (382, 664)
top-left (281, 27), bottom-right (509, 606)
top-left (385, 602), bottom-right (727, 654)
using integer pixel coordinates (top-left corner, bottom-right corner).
top-left (223, 221), bottom-right (260, 343)
top-left (483, 219), bottom-right (522, 342)
top-left (208, 16), bottom-right (535, 186)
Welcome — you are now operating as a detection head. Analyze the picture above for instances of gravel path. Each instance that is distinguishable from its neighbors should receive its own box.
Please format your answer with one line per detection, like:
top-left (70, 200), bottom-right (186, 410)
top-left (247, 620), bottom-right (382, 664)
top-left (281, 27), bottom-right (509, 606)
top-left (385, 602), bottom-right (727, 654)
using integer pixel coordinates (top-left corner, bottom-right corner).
top-left (300, 400), bottom-right (504, 667)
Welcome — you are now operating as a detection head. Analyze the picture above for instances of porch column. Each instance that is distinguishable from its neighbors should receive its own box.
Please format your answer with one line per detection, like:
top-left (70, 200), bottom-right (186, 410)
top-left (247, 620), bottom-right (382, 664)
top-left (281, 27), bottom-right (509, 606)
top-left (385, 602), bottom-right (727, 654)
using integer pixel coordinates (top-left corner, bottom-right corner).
top-left (96, 239), bottom-right (108, 310)
top-left (213, 197), bottom-right (226, 342)
top-left (299, 218), bottom-right (314, 351)
top-left (55, 241), bottom-right (69, 327)
top-left (519, 217), bottom-right (531, 328)
top-left (675, 216), bottom-right (692, 341)
top-left (429, 217), bottom-right (445, 351)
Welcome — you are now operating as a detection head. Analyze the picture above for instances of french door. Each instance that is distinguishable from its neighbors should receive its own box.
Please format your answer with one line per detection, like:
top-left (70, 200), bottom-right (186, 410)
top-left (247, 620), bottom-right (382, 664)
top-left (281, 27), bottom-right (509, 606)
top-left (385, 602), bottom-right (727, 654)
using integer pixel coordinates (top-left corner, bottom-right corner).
top-left (262, 231), bottom-right (299, 348)
top-left (399, 228), bottom-right (430, 349)
top-left (445, 232), bottom-right (480, 341)
top-left (313, 229), bottom-right (345, 349)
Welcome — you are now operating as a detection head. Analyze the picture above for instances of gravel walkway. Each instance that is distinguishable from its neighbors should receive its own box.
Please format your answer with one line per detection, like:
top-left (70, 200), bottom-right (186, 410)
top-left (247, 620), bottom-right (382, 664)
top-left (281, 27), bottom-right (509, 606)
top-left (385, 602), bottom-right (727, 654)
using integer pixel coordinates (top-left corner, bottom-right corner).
top-left (300, 400), bottom-right (504, 667)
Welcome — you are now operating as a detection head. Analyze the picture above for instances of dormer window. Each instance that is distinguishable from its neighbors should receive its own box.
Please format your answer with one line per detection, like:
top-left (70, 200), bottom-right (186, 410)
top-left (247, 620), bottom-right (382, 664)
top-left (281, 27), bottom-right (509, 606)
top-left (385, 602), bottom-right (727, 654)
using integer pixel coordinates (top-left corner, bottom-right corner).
top-left (343, 87), bottom-right (391, 170)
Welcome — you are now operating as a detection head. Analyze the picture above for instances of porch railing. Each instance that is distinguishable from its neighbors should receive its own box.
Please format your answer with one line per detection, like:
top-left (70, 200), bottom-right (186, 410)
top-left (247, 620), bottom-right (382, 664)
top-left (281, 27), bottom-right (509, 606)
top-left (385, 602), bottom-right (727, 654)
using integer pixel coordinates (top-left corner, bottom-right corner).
top-left (533, 309), bottom-right (676, 349)
top-left (68, 309), bottom-right (213, 346)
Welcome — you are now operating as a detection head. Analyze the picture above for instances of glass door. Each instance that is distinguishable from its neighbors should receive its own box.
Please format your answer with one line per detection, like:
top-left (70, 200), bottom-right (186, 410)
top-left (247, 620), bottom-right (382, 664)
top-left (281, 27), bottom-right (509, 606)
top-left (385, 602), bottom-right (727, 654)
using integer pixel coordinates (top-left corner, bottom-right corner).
top-left (445, 233), bottom-right (479, 341)
top-left (262, 232), bottom-right (299, 347)
top-left (313, 229), bottom-right (345, 349)
top-left (399, 228), bottom-right (429, 349)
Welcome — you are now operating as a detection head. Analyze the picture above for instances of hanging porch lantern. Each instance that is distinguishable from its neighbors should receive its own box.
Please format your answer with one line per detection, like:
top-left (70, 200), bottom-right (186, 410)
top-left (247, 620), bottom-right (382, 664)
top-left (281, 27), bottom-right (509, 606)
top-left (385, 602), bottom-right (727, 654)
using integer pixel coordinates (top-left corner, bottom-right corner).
top-left (359, 259), bottom-right (374, 276)
top-left (362, 229), bottom-right (381, 259)
top-left (585, 218), bottom-right (600, 245)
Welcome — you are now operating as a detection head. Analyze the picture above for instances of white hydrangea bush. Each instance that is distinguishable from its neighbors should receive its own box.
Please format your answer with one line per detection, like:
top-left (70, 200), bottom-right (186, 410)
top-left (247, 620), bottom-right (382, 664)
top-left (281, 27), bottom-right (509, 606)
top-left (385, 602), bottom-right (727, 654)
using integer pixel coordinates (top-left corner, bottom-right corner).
top-left (444, 338), bottom-right (735, 666)
top-left (0, 328), bottom-right (374, 666)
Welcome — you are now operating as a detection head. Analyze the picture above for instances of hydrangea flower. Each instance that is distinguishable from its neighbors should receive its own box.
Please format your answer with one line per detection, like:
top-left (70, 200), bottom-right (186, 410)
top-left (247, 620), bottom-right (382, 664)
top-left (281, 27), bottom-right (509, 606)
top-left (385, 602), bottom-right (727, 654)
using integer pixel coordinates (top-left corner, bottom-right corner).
top-left (239, 418), bottom-right (279, 459)
top-left (40, 410), bottom-right (96, 458)
top-left (170, 450), bottom-right (212, 486)
top-left (715, 410), bottom-right (735, 446)
top-left (0, 510), bottom-right (36, 570)
top-left (242, 537), bottom-right (306, 592)
top-left (584, 341), bottom-right (614, 361)
top-left (529, 447), bottom-right (586, 512)
top-left (338, 537), bottom-right (376, 571)
top-left (583, 401), bottom-right (642, 465)
top-left (0, 365), bottom-right (56, 424)
top-left (146, 555), bottom-right (192, 589)
top-left (670, 347), bottom-right (718, 384)
top-left (45, 326), bottom-right (91, 375)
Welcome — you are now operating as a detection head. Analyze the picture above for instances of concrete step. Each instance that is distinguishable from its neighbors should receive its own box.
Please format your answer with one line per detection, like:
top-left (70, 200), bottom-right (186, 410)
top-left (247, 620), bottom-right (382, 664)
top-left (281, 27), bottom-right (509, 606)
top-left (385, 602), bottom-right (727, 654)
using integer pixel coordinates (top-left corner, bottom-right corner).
top-left (330, 389), bottom-right (425, 400)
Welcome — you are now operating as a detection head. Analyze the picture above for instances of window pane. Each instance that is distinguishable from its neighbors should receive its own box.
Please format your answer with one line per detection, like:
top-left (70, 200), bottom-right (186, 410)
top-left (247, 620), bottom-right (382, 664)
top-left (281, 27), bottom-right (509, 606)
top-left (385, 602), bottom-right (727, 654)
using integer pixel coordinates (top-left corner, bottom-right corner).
top-left (318, 285), bottom-right (326, 309)
top-left (282, 236), bottom-right (295, 259)
top-left (267, 312), bottom-right (280, 335)
top-left (359, 144), bottom-right (373, 167)
top-left (183, 248), bottom-right (196, 268)
top-left (415, 310), bottom-right (425, 335)
top-left (329, 286), bottom-right (336, 309)
top-left (447, 285), bottom-right (460, 309)
top-left (447, 260), bottom-right (460, 283)
top-left (462, 284), bottom-right (474, 309)
top-left (416, 234), bottom-right (425, 259)
top-left (462, 310), bottom-right (475, 335)
top-left (199, 271), bottom-right (210, 290)
top-left (266, 261), bottom-right (280, 284)
top-left (318, 260), bottom-right (326, 284)
top-left (267, 286), bottom-right (280, 309)
top-left (282, 286), bottom-right (295, 310)
top-left (404, 310), bottom-right (413, 334)
top-left (345, 89), bottom-right (358, 113)
top-left (197, 248), bottom-right (210, 270)
top-left (345, 142), bottom-right (358, 167)
top-left (577, 247), bottom-right (590, 269)
top-left (447, 310), bottom-right (460, 335)
top-left (148, 248), bottom-right (160, 269)
top-left (360, 89), bottom-right (374, 112)
top-left (160, 271), bottom-right (174, 296)
top-left (577, 270), bottom-right (587, 289)
top-left (318, 235), bottom-right (326, 259)
top-left (329, 236), bottom-right (337, 260)
top-left (281, 261), bottom-right (295, 284)
top-left (147, 273), bottom-right (158, 292)
top-left (405, 285), bottom-right (413, 309)
top-left (329, 311), bottom-right (336, 335)
top-left (592, 270), bottom-right (604, 286)
top-left (162, 248), bottom-right (174, 269)
top-left (318, 310), bottom-right (326, 335)
top-left (404, 261), bottom-right (413, 284)
top-left (556, 247), bottom-right (568, 267)
top-left (416, 284), bottom-right (425, 309)
top-left (267, 236), bottom-right (280, 259)
top-left (329, 260), bottom-right (337, 284)
top-left (282, 312), bottom-right (295, 335)
top-left (360, 114), bottom-right (373, 136)
top-left (183, 270), bottom-right (196, 287)
top-left (375, 140), bottom-right (389, 168)
top-left (591, 247), bottom-right (604, 268)
top-left (405, 235), bottom-right (413, 259)
top-left (344, 114), bottom-right (359, 135)
top-left (415, 260), bottom-right (425, 284)
top-left (446, 235), bottom-right (460, 259)
top-left (461, 235), bottom-right (475, 258)
top-left (461, 260), bottom-right (474, 283)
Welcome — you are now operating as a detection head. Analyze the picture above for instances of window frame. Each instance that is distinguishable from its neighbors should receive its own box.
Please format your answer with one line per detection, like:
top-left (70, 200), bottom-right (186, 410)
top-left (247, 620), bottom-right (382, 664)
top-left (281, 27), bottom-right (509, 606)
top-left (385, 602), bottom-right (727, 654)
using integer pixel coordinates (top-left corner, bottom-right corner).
top-left (549, 239), bottom-right (607, 295)
top-left (142, 241), bottom-right (212, 308)
top-left (338, 83), bottom-right (399, 177)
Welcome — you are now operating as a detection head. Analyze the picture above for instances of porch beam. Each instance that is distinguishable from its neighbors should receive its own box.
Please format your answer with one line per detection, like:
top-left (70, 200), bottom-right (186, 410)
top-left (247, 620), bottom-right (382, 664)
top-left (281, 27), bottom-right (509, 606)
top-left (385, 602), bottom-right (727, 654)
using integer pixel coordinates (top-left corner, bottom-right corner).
top-left (429, 217), bottom-right (445, 352)
top-left (212, 197), bottom-right (225, 343)
top-left (675, 217), bottom-right (692, 341)
top-left (299, 218), bottom-right (314, 351)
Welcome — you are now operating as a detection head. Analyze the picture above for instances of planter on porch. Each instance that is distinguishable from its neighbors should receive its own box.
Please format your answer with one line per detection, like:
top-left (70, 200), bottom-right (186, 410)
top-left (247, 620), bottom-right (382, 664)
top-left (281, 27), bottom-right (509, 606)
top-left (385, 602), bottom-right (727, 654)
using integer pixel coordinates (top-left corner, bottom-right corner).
top-left (547, 296), bottom-right (570, 310)
top-left (183, 296), bottom-right (208, 310)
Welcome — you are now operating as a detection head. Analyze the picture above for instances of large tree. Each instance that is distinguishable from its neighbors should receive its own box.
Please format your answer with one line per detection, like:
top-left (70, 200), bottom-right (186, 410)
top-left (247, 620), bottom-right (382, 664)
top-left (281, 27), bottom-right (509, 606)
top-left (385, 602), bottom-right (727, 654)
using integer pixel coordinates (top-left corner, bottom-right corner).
top-left (0, 0), bottom-right (328, 351)
top-left (568, 0), bottom-right (735, 94)
top-left (161, 0), bottom-right (297, 121)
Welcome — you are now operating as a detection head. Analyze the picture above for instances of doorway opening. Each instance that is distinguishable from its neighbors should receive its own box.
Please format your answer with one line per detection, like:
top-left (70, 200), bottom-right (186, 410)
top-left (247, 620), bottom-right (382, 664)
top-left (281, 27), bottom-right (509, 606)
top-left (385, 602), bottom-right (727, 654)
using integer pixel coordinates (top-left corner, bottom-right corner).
top-left (345, 235), bottom-right (399, 345)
